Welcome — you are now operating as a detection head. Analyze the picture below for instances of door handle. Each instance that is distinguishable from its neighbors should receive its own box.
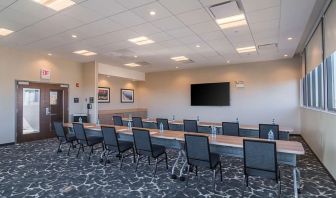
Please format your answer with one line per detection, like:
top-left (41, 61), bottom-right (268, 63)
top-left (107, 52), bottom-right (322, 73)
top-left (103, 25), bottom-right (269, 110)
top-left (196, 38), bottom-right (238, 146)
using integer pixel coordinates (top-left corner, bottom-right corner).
top-left (46, 107), bottom-right (50, 115)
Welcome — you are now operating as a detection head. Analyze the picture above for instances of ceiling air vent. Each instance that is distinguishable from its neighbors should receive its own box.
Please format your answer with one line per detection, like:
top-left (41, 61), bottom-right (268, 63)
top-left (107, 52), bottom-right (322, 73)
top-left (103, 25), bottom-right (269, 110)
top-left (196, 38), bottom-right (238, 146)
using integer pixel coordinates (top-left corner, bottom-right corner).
top-left (258, 43), bottom-right (278, 52)
top-left (135, 61), bottom-right (151, 66)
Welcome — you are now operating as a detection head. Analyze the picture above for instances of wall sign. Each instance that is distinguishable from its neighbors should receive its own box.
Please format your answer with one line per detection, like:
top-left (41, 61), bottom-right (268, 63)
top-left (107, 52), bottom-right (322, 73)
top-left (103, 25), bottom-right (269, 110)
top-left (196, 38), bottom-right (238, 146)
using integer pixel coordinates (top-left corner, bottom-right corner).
top-left (40, 69), bottom-right (51, 80)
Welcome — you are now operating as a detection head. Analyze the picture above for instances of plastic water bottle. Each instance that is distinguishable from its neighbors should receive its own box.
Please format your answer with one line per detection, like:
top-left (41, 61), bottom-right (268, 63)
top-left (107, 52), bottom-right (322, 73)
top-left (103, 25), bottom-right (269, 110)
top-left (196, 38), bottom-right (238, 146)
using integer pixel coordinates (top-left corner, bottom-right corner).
top-left (128, 114), bottom-right (132, 121)
top-left (236, 117), bottom-right (239, 123)
top-left (128, 120), bottom-right (132, 129)
top-left (272, 118), bottom-right (275, 125)
top-left (159, 122), bottom-right (164, 133)
top-left (96, 118), bottom-right (100, 126)
top-left (197, 116), bottom-right (200, 123)
top-left (268, 130), bottom-right (274, 141)
top-left (172, 115), bottom-right (175, 122)
top-left (79, 117), bottom-right (82, 123)
top-left (211, 126), bottom-right (216, 138)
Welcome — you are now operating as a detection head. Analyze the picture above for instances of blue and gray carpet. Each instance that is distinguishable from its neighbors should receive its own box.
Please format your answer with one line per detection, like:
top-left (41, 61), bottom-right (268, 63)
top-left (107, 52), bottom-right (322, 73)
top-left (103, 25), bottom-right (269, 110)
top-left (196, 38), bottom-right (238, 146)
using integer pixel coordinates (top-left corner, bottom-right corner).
top-left (0, 136), bottom-right (335, 197)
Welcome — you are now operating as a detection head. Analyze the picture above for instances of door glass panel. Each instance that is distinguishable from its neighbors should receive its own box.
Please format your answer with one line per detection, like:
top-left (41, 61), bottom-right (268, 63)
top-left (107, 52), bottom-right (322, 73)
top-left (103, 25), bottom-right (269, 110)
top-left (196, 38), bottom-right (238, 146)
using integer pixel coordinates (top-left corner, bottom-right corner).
top-left (50, 91), bottom-right (58, 105)
top-left (23, 88), bottom-right (40, 134)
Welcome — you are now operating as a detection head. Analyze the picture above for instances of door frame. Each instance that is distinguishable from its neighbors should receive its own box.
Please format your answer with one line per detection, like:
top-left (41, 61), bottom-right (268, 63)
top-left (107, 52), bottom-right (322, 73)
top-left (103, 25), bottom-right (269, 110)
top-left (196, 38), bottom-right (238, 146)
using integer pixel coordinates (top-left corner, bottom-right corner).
top-left (15, 80), bottom-right (69, 143)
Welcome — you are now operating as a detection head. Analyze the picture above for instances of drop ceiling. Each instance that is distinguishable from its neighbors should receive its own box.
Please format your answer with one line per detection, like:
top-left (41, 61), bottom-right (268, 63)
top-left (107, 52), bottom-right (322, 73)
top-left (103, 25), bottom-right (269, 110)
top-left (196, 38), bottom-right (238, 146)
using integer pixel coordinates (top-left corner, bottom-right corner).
top-left (0, 0), bottom-right (321, 72)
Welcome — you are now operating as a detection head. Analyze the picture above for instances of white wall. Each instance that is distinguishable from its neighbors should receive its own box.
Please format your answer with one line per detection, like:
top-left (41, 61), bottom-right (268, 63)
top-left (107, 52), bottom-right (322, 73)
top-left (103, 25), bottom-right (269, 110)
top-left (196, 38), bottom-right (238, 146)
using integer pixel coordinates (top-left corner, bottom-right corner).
top-left (138, 58), bottom-right (301, 132)
top-left (0, 46), bottom-right (85, 144)
top-left (98, 75), bottom-right (140, 110)
top-left (301, 108), bottom-right (336, 178)
top-left (82, 62), bottom-right (98, 123)
top-left (98, 63), bottom-right (145, 81)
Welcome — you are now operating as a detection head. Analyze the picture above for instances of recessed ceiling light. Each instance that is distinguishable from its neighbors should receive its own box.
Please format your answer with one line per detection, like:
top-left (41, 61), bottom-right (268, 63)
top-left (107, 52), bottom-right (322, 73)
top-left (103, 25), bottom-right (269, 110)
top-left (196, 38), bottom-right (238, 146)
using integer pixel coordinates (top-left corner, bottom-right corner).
top-left (124, 63), bottom-right (141, 67)
top-left (196, 45), bottom-right (201, 48)
top-left (73, 50), bottom-right (97, 56)
top-left (216, 14), bottom-right (247, 29)
top-left (150, 11), bottom-right (156, 16)
top-left (284, 54), bottom-right (288, 57)
top-left (48, 53), bottom-right (52, 56)
top-left (226, 60), bottom-right (230, 63)
top-left (134, 55), bottom-right (138, 58)
top-left (171, 56), bottom-right (189, 62)
top-left (72, 34), bottom-right (77, 38)
top-left (236, 46), bottom-right (256, 53)
top-left (287, 37), bottom-right (293, 40)
top-left (128, 36), bottom-right (155, 45)
top-left (33, 0), bottom-right (76, 11)
top-left (0, 28), bottom-right (14, 36)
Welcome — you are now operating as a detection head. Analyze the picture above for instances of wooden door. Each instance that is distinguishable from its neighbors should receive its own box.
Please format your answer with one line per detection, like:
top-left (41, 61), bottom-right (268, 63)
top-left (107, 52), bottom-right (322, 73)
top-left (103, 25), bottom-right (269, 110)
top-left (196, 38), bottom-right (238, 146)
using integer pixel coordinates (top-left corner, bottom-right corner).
top-left (16, 82), bottom-right (69, 143)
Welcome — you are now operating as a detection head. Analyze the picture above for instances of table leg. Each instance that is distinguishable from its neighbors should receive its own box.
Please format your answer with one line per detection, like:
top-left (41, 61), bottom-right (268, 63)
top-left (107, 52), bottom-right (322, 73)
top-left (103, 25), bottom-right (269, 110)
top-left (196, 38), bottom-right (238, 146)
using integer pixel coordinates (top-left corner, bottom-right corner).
top-left (293, 167), bottom-right (301, 198)
top-left (171, 150), bottom-right (182, 179)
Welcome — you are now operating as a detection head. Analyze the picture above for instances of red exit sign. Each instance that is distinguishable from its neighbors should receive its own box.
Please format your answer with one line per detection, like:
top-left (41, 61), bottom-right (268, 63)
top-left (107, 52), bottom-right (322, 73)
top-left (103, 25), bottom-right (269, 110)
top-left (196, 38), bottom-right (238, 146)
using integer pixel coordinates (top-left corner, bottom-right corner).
top-left (40, 69), bottom-right (51, 80)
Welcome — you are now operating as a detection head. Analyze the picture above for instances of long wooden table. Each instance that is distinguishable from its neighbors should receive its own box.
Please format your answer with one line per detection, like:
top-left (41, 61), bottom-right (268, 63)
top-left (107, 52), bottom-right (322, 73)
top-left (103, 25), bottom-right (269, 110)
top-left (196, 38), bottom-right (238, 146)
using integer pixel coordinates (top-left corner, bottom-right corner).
top-left (64, 123), bottom-right (304, 197)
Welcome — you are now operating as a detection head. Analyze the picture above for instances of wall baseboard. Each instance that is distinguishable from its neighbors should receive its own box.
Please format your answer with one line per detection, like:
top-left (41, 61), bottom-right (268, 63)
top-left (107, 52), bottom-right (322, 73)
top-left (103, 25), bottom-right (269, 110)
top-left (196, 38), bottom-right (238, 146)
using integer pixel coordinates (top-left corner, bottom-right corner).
top-left (0, 142), bottom-right (15, 147)
top-left (296, 134), bottom-right (336, 185)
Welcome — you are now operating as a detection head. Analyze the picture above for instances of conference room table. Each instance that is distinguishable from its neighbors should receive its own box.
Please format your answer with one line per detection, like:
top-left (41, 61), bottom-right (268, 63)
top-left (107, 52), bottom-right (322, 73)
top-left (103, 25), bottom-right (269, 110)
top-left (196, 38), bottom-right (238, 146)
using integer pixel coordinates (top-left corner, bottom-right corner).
top-left (64, 123), bottom-right (304, 198)
top-left (121, 118), bottom-right (294, 140)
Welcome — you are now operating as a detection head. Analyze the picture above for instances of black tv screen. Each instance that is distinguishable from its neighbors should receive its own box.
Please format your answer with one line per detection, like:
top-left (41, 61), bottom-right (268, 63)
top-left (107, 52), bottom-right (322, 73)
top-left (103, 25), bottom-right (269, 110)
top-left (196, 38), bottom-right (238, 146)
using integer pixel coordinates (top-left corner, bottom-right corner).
top-left (191, 82), bottom-right (230, 106)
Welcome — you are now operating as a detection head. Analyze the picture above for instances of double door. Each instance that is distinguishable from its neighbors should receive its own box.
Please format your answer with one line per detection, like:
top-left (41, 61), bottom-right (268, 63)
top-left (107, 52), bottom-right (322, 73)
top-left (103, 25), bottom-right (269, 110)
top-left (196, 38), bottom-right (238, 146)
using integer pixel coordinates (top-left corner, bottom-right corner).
top-left (16, 82), bottom-right (69, 143)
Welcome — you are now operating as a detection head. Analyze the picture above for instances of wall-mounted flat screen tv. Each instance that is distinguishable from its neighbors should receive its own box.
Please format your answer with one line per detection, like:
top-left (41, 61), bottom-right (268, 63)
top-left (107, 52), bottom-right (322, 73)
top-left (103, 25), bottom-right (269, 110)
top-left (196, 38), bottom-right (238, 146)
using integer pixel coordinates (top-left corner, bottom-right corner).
top-left (191, 82), bottom-right (230, 106)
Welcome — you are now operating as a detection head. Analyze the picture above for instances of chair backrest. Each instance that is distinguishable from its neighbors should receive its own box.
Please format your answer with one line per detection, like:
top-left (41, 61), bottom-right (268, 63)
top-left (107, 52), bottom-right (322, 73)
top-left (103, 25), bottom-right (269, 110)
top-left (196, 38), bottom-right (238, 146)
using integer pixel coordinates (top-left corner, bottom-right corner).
top-left (184, 134), bottom-right (211, 166)
top-left (101, 126), bottom-right (119, 148)
top-left (113, 115), bottom-right (123, 126)
top-left (132, 117), bottom-right (143, 128)
top-left (72, 123), bottom-right (87, 142)
top-left (183, 120), bottom-right (198, 132)
top-left (259, 124), bottom-right (280, 140)
top-left (156, 118), bottom-right (169, 130)
top-left (132, 128), bottom-right (152, 153)
top-left (222, 122), bottom-right (240, 136)
top-left (53, 122), bottom-right (66, 139)
top-left (243, 139), bottom-right (277, 178)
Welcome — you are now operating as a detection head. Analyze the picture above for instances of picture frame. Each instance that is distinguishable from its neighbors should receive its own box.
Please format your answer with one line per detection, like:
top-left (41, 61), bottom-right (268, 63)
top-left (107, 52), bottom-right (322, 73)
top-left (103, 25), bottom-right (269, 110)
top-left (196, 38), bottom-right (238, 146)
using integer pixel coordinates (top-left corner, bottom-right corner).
top-left (121, 89), bottom-right (134, 103)
top-left (98, 87), bottom-right (110, 103)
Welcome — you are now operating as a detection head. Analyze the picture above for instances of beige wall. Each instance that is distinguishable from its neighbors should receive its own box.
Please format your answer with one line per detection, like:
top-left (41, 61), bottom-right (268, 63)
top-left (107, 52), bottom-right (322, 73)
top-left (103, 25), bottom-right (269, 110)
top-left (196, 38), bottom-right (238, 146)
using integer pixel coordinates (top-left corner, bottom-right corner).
top-left (0, 46), bottom-right (85, 144)
top-left (98, 75), bottom-right (140, 110)
top-left (301, 108), bottom-right (336, 178)
top-left (138, 58), bottom-right (301, 132)
top-left (82, 62), bottom-right (98, 123)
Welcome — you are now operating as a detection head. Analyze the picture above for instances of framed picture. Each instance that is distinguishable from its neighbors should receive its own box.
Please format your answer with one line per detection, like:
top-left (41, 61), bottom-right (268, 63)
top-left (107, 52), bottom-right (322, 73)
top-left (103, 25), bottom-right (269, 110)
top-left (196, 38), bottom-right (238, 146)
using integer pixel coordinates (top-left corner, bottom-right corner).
top-left (121, 89), bottom-right (134, 103)
top-left (98, 87), bottom-right (110, 103)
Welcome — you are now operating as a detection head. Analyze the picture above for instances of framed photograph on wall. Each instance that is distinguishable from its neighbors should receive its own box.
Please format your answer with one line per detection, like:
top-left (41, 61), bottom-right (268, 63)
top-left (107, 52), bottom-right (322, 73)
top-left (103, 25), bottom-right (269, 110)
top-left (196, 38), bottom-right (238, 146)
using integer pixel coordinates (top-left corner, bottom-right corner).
top-left (98, 87), bottom-right (110, 103)
top-left (121, 89), bottom-right (134, 103)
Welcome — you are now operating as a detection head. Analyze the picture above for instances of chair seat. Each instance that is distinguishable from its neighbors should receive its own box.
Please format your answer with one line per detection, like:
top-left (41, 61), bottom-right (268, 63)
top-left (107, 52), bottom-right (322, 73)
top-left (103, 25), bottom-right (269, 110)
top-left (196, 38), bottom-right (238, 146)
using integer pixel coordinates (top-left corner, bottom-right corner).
top-left (106, 141), bottom-right (133, 153)
top-left (246, 168), bottom-right (278, 180)
top-left (189, 152), bottom-right (220, 169)
top-left (152, 144), bottom-right (166, 158)
top-left (66, 133), bottom-right (77, 142)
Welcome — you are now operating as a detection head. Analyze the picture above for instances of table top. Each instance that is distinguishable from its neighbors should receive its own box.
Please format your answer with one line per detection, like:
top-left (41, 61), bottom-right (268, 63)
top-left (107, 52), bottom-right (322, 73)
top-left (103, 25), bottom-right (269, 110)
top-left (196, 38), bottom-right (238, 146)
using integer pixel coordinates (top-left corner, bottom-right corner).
top-left (64, 123), bottom-right (304, 155)
top-left (121, 118), bottom-right (294, 133)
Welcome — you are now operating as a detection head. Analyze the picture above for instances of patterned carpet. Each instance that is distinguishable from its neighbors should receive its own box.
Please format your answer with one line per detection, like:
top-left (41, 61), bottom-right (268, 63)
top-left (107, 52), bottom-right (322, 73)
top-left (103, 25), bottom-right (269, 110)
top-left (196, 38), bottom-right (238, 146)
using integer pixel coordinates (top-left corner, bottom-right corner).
top-left (0, 136), bottom-right (335, 198)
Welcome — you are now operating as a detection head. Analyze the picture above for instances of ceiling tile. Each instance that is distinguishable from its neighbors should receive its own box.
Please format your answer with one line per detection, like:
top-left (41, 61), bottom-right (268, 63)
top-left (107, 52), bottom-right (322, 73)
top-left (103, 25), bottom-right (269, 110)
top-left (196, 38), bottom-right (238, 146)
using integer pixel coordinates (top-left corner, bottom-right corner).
top-left (81, 0), bottom-right (126, 17)
top-left (177, 9), bottom-right (213, 25)
top-left (246, 6), bottom-right (280, 23)
top-left (152, 16), bottom-right (185, 31)
top-left (130, 23), bottom-right (161, 35)
top-left (189, 20), bottom-right (220, 34)
top-left (166, 27), bottom-right (194, 38)
top-left (242, 0), bottom-right (280, 13)
top-left (109, 11), bottom-right (146, 28)
top-left (73, 19), bottom-right (124, 39)
top-left (133, 2), bottom-right (171, 21)
top-left (249, 20), bottom-right (279, 34)
top-left (177, 34), bottom-right (202, 45)
top-left (159, 0), bottom-right (202, 14)
top-left (199, 30), bottom-right (227, 41)
top-left (61, 5), bottom-right (104, 23)
top-left (116, 0), bottom-right (156, 9)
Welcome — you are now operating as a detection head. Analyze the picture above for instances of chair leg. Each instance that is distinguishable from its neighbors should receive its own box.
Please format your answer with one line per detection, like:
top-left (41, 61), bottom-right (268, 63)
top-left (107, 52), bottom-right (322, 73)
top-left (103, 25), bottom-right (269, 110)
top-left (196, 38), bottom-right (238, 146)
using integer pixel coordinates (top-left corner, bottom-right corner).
top-left (88, 146), bottom-right (93, 161)
top-left (135, 155), bottom-right (140, 172)
top-left (67, 143), bottom-right (72, 156)
top-left (219, 162), bottom-right (223, 182)
top-left (132, 147), bottom-right (136, 163)
top-left (186, 165), bottom-right (190, 186)
top-left (119, 154), bottom-right (124, 170)
top-left (104, 151), bottom-right (108, 166)
top-left (212, 169), bottom-right (217, 190)
top-left (57, 142), bottom-right (62, 153)
top-left (165, 152), bottom-right (168, 170)
top-left (76, 144), bottom-right (82, 158)
top-left (148, 156), bottom-right (150, 165)
top-left (153, 158), bottom-right (158, 177)
top-left (195, 166), bottom-right (198, 176)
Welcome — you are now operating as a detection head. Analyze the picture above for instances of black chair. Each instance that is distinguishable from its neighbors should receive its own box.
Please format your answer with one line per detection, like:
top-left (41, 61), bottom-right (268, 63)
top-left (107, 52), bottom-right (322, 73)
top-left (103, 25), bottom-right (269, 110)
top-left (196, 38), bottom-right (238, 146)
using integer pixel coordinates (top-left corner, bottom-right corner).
top-left (183, 120), bottom-right (198, 132)
top-left (132, 117), bottom-right (143, 128)
top-left (184, 134), bottom-right (222, 189)
top-left (113, 115), bottom-right (123, 126)
top-left (259, 124), bottom-right (280, 140)
top-left (156, 118), bottom-right (169, 130)
top-left (243, 139), bottom-right (281, 195)
top-left (222, 122), bottom-right (240, 136)
top-left (53, 122), bottom-right (77, 155)
top-left (72, 123), bottom-right (104, 161)
top-left (101, 126), bottom-right (135, 168)
top-left (132, 128), bottom-right (168, 177)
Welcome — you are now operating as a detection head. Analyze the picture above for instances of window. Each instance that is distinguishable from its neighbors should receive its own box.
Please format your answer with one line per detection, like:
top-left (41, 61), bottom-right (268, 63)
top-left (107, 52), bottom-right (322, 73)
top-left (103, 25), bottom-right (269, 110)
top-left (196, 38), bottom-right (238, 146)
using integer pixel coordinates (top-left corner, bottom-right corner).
top-left (327, 52), bottom-right (336, 111)
top-left (302, 77), bottom-right (307, 106)
top-left (305, 64), bottom-right (324, 109)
